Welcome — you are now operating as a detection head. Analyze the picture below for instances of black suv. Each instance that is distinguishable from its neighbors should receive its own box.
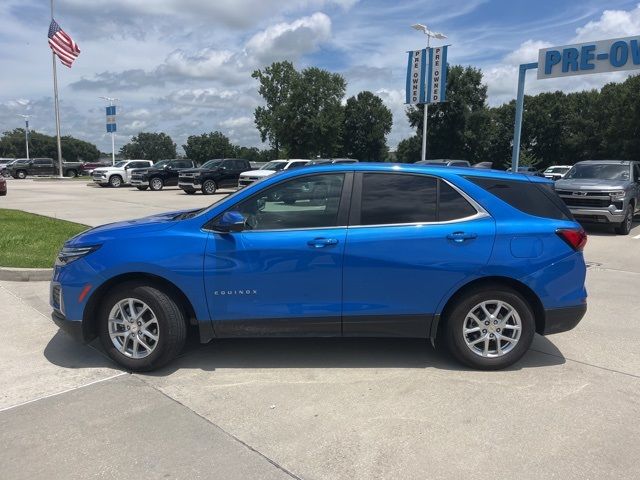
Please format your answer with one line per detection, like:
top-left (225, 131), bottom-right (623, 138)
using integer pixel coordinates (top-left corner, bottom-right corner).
top-left (131, 159), bottom-right (195, 191)
top-left (178, 158), bottom-right (252, 195)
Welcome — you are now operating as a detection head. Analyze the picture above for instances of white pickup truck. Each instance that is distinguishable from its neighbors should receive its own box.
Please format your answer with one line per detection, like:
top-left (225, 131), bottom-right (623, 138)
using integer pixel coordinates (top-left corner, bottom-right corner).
top-left (237, 159), bottom-right (309, 187)
top-left (92, 160), bottom-right (154, 188)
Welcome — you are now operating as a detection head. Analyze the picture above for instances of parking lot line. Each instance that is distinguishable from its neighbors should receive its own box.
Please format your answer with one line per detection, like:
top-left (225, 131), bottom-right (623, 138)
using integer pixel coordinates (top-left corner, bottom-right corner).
top-left (0, 372), bottom-right (127, 413)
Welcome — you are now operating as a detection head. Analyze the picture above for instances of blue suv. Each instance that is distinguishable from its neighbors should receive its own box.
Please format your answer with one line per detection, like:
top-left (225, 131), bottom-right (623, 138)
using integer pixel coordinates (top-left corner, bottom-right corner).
top-left (51, 164), bottom-right (587, 371)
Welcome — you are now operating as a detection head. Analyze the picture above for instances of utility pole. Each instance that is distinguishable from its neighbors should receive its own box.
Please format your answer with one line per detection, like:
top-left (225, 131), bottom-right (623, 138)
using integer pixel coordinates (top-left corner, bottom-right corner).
top-left (16, 114), bottom-right (32, 160)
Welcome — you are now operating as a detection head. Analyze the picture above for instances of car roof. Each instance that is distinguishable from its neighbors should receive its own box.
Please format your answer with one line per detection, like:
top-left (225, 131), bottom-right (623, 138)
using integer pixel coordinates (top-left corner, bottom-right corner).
top-left (273, 162), bottom-right (550, 184)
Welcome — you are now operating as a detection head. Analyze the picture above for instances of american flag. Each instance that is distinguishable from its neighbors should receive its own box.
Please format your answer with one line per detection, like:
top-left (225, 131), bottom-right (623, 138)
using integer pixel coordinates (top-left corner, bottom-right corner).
top-left (48, 19), bottom-right (80, 68)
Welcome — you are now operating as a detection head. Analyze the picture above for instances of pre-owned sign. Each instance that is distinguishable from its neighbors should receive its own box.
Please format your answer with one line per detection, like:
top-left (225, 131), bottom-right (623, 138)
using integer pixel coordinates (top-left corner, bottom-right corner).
top-left (538, 35), bottom-right (640, 79)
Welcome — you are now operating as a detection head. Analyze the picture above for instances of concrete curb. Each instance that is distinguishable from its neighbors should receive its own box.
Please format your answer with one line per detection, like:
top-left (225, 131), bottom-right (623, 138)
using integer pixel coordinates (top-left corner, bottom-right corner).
top-left (0, 267), bottom-right (52, 282)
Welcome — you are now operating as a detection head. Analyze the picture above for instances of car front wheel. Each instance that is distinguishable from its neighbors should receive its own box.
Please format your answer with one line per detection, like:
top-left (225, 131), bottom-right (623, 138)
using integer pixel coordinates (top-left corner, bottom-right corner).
top-left (16, 170), bottom-right (27, 179)
top-left (444, 286), bottom-right (535, 370)
top-left (136, 186), bottom-right (148, 191)
top-left (150, 177), bottom-right (164, 191)
top-left (109, 175), bottom-right (123, 188)
top-left (614, 205), bottom-right (633, 235)
top-left (98, 283), bottom-right (187, 371)
top-left (202, 180), bottom-right (217, 195)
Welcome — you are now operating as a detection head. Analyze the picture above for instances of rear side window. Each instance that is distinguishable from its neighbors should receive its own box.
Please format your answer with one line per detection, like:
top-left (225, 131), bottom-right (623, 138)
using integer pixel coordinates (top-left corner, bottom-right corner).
top-left (466, 176), bottom-right (572, 220)
top-left (439, 181), bottom-right (477, 221)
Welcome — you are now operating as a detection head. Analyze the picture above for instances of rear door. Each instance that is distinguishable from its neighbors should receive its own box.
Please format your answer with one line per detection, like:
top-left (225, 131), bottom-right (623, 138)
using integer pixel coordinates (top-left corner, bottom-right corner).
top-left (342, 172), bottom-right (496, 337)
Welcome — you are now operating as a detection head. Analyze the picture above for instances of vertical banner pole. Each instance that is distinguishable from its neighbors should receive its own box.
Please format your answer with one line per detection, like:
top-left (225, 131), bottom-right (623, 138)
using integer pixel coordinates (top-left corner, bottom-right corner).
top-left (421, 104), bottom-right (428, 162)
top-left (25, 121), bottom-right (30, 160)
top-left (510, 62), bottom-right (538, 172)
top-left (111, 132), bottom-right (115, 165)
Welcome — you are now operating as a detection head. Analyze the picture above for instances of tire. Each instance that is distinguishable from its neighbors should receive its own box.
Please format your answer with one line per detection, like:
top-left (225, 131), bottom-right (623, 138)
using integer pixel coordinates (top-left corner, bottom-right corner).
top-left (65, 169), bottom-right (77, 178)
top-left (98, 282), bottom-right (187, 372)
top-left (136, 186), bottom-right (148, 191)
top-left (150, 177), bottom-right (164, 191)
top-left (109, 175), bottom-right (123, 188)
top-left (443, 286), bottom-right (535, 370)
top-left (184, 189), bottom-right (196, 195)
top-left (98, 184), bottom-right (108, 188)
top-left (614, 205), bottom-right (633, 235)
top-left (16, 170), bottom-right (27, 179)
top-left (202, 180), bottom-right (217, 195)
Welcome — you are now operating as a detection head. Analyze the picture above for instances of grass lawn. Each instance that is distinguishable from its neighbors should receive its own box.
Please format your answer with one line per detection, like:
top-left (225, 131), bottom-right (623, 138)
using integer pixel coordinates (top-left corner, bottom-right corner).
top-left (0, 209), bottom-right (89, 268)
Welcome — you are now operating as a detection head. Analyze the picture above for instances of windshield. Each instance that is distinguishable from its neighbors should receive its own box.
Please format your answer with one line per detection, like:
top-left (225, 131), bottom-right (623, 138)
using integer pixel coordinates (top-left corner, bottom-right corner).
top-left (262, 161), bottom-right (287, 171)
top-left (152, 160), bottom-right (170, 168)
top-left (564, 163), bottom-right (630, 181)
top-left (113, 161), bottom-right (128, 168)
top-left (546, 167), bottom-right (569, 173)
top-left (201, 160), bottom-right (222, 169)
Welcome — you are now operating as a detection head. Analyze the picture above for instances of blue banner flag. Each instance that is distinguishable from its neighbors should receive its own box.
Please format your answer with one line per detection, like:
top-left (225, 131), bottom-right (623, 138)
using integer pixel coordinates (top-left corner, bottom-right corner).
top-left (405, 45), bottom-right (449, 104)
top-left (106, 105), bottom-right (116, 133)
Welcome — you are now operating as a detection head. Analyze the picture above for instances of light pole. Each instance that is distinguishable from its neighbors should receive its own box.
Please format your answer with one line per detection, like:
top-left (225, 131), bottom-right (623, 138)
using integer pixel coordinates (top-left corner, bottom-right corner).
top-left (99, 96), bottom-right (118, 165)
top-left (411, 23), bottom-right (447, 162)
top-left (16, 114), bottom-right (32, 160)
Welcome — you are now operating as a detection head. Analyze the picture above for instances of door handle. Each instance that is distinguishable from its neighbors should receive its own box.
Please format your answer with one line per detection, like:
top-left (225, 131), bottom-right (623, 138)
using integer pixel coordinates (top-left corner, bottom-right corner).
top-left (307, 238), bottom-right (339, 248)
top-left (446, 232), bottom-right (478, 243)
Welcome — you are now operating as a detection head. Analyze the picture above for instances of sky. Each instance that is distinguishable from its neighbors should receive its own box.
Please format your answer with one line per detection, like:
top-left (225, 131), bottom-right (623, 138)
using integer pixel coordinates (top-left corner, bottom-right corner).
top-left (1, 0), bottom-right (639, 155)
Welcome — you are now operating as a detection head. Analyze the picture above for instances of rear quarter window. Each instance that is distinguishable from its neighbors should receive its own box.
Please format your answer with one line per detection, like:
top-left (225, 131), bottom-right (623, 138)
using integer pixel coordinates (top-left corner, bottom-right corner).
top-left (466, 176), bottom-right (573, 220)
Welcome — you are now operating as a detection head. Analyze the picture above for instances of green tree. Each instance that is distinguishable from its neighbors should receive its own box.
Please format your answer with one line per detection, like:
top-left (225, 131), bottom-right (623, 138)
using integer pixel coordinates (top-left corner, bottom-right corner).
top-left (252, 61), bottom-right (298, 158)
top-left (395, 135), bottom-right (422, 163)
top-left (119, 132), bottom-right (176, 161)
top-left (253, 62), bottom-right (347, 158)
top-left (0, 129), bottom-right (99, 161)
top-left (406, 65), bottom-right (488, 161)
top-left (183, 131), bottom-right (235, 165)
top-left (342, 91), bottom-right (392, 161)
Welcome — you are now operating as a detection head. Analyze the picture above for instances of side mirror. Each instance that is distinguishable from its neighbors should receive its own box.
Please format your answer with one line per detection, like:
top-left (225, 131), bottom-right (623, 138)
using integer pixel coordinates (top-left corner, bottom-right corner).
top-left (214, 211), bottom-right (246, 233)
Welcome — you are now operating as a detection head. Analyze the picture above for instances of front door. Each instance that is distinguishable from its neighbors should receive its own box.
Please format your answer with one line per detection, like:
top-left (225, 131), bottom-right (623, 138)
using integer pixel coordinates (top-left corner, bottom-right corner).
top-left (342, 172), bottom-right (496, 337)
top-left (204, 172), bottom-right (352, 336)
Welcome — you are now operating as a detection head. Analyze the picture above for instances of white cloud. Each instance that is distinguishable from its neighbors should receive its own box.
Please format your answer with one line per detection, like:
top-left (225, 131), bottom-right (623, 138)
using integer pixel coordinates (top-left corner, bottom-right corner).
top-left (245, 12), bottom-right (332, 64)
top-left (574, 5), bottom-right (640, 42)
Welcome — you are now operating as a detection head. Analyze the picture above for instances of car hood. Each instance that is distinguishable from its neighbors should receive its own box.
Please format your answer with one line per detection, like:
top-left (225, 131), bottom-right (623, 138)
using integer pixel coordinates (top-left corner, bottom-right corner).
top-left (92, 167), bottom-right (124, 174)
top-left (66, 210), bottom-right (193, 246)
top-left (240, 169), bottom-right (275, 177)
top-left (555, 178), bottom-right (630, 190)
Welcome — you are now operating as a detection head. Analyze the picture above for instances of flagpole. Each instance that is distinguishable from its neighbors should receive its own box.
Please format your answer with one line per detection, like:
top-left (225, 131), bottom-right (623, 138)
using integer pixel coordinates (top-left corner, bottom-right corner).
top-left (51, 0), bottom-right (63, 178)
top-left (421, 35), bottom-right (430, 163)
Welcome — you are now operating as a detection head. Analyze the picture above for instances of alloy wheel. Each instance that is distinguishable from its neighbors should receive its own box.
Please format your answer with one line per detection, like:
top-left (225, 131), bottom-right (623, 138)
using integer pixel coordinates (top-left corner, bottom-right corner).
top-left (151, 178), bottom-right (163, 190)
top-left (463, 300), bottom-right (522, 358)
top-left (108, 298), bottom-right (160, 359)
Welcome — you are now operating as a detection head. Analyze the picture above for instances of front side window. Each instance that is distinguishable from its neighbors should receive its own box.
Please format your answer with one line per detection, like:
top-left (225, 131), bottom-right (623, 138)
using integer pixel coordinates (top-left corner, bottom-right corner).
top-left (225, 173), bottom-right (345, 231)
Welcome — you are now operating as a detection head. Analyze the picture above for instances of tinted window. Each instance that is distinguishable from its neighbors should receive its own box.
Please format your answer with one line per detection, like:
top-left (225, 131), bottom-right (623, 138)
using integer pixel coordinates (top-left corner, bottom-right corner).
top-left (439, 182), bottom-right (477, 221)
top-left (467, 176), bottom-right (572, 220)
top-left (360, 174), bottom-right (437, 225)
top-left (564, 163), bottom-right (629, 181)
top-left (229, 174), bottom-right (345, 230)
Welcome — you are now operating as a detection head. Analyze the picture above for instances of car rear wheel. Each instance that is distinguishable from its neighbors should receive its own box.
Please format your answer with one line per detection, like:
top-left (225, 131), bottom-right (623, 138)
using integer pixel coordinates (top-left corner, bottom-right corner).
top-left (443, 286), bottom-right (535, 370)
top-left (614, 205), bottom-right (633, 235)
top-left (109, 175), bottom-right (123, 188)
top-left (65, 169), bottom-right (77, 178)
top-left (150, 177), bottom-right (164, 191)
top-left (136, 186), bottom-right (148, 191)
top-left (16, 170), bottom-right (27, 179)
top-left (98, 283), bottom-right (187, 371)
top-left (202, 180), bottom-right (217, 195)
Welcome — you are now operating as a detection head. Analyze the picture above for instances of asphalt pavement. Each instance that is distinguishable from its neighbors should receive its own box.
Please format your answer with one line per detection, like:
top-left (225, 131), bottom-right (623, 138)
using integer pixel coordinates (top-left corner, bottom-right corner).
top-left (1, 178), bottom-right (639, 479)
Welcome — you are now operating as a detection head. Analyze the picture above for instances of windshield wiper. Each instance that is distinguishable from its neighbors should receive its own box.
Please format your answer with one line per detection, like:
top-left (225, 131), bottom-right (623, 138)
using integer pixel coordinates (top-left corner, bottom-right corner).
top-left (173, 208), bottom-right (204, 220)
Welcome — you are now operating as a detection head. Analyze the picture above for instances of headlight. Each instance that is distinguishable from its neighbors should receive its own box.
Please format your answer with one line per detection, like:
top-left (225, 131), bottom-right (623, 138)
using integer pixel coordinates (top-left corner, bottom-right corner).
top-left (609, 191), bottom-right (625, 201)
top-left (56, 245), bottom-right (101, 266)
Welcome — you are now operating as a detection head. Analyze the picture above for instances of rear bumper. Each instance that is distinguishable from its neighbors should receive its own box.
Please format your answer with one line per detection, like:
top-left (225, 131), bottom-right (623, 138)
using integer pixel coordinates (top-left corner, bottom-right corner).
top-left (52, 310), bottom-right (86, 343)
top-left (542, 304), bottom-right (587, 335)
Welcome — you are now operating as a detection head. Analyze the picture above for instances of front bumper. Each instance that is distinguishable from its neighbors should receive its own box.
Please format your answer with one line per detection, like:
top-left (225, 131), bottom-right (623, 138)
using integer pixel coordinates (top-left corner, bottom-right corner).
top-left (130, 177), bottom-right (146, 186)
top-left (179, 181), bottom-right (199, 189)
top-left (568, 207), bottom-right (625, 224)
top-left (542, 304), bottom-right (587, 335)
top-left (52, 310), bottom-right (86, 343)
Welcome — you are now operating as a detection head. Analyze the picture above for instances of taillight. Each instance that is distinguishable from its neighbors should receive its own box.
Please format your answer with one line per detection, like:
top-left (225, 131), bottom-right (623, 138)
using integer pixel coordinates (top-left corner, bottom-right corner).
top-left (556, 228), bottom-right (587, 251)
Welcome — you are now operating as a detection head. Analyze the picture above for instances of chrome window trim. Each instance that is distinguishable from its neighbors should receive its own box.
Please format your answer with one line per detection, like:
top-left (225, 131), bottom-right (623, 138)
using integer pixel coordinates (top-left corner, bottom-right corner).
top-left (203, 174), bottom-right (489, 234)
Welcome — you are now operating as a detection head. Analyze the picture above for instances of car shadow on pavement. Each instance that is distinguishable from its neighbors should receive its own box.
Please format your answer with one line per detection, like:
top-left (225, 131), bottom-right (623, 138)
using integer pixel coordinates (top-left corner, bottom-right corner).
top-left (44, 328), bottom-right (566, 374)
top-left (145, 334), bottom-right (566, 377)
top-left (43, 330), bottom-right (115, 369)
